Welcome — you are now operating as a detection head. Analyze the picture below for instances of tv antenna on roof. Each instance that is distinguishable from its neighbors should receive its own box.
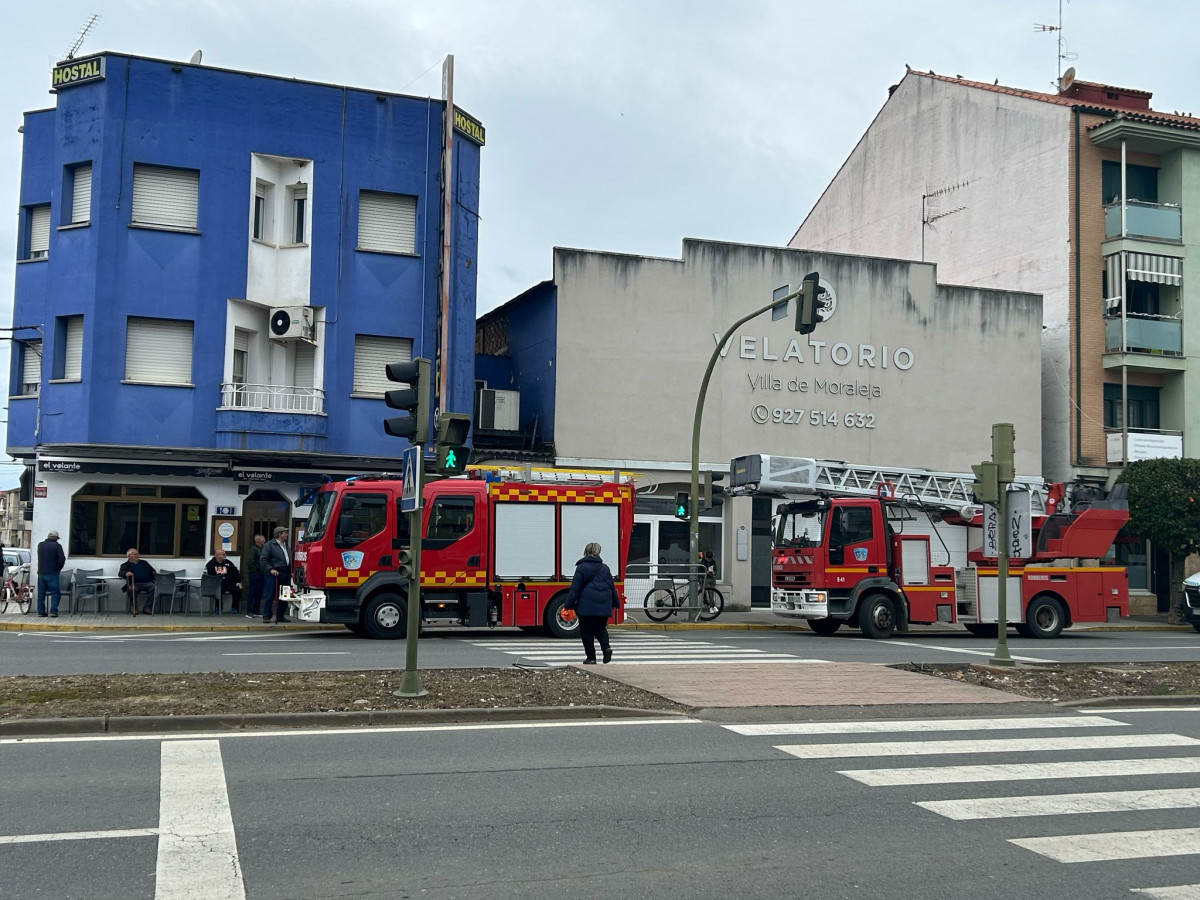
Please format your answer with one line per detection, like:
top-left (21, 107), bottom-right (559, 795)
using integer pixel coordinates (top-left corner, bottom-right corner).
top-left (64, 13), bottom-right (100, 61)
top-left (1035, 0), bottom-right (1078, 87)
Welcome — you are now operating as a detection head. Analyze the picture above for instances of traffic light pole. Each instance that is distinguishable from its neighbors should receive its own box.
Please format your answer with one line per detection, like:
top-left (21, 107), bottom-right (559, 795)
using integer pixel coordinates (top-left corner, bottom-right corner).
top-left (689, 295), bottom-right (799, 620)
top-left (396, 506), bottom-right (426, 696)
top-left (989, 423), bottom-right (1016, 668)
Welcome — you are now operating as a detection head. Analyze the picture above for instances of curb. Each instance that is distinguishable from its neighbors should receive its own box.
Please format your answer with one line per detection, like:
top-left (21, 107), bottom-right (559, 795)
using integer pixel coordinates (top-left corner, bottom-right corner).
top-left (0, 704), bottom-right (682, 737)
top-left (0, 621), bottom-right (328, 634)
top-left (1058, 694), bottom-right (1200, 709)
top-left (614, 622), bottom-right (810, 633)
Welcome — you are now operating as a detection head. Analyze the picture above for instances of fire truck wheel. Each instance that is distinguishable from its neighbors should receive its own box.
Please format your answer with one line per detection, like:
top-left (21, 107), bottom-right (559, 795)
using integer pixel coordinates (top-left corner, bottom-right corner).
top-left (808, 618), bottom-right (842, 636)
top-left (362, 592), bottom-right (407, 639)
top-left (964, 624), bottom-right (998, 638)
top-left (1025, 595), bottom-right (1065, 639)
top-left (544, 594), bottom-right (581, 639)
top-left (857, 594), bottom-right (897, 639)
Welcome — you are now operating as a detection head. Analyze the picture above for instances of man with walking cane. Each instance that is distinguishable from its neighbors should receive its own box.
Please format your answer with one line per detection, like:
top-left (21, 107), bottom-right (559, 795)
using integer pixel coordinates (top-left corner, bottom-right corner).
top-left (260, 526), bottom-right (292, 624)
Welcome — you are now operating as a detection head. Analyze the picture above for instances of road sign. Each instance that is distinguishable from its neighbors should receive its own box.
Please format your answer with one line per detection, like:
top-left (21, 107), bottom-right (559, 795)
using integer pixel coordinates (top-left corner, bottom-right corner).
top-left (1006, 488), bottom-right (1033, 558)
top-left (400, 446), bottom-right (422, 512)
top-left (982, 502), bottom-right (1000, 558)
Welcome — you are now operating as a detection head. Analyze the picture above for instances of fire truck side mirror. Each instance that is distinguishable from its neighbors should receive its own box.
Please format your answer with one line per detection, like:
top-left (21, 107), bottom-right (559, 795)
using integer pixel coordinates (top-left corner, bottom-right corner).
top-left (398, 546), bottom-right (415, 580)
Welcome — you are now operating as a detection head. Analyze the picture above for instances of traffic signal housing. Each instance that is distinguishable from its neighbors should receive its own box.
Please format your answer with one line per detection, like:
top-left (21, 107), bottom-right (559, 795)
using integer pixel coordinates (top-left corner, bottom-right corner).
top-left (970, 462), bottom-right (1000, 505)
top-left (434, 412), bottom-right (472, 475)
top-left (795, 271), bottom-right (821, 335)
top-left (674, 492), bottom-right (690, 520)
top-left (397, 546), bottom-right (415, 580)
top-left (384, 357), bottom-right (431, 443)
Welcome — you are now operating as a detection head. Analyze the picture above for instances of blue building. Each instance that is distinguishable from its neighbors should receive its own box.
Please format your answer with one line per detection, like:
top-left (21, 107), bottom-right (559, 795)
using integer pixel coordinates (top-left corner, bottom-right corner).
top-left (9, 51), bottom-right (481, 572)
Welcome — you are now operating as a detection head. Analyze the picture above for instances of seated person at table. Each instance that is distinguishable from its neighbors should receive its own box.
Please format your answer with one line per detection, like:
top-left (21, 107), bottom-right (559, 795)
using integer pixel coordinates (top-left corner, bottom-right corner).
top-left (204, 549), bottom-right (243, 613)
top-left (118, 548), bottom-right (157, 616)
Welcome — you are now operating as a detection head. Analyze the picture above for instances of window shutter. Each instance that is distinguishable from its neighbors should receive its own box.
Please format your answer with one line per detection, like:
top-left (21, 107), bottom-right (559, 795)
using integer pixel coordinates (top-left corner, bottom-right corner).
top-left (233, 329), bottom-right (250, 353)
top-left (72, 165), bottom-right (92, 224)
top-left (132, 165), bottom-right (199, 229)
top-left (63, 317), bottom-right (84, 380)
top-left (125, 318), bottom-right (194, 384)
top-left (29, 206), bottom-right (50, 257)
top-left (353, 335), bottom-right (412, 395)
top-left (357, 191), bottom-right (417, 254)
top-left (21, 340), bottom-right (42, 393)
top-left (293, 342), bottom-right (315, 389)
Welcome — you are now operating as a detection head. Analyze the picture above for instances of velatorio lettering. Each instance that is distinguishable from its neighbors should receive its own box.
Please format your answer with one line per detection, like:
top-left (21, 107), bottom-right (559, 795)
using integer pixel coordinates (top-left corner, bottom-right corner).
top-left (714, 334), bottom-right (914, 371)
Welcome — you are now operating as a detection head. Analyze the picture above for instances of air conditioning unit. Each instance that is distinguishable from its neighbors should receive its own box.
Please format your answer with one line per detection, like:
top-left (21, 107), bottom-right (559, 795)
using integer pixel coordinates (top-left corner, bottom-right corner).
top-left (269, 306), bottom-right (315, 341)
top-left (477, 388), bottom-right (520, 431)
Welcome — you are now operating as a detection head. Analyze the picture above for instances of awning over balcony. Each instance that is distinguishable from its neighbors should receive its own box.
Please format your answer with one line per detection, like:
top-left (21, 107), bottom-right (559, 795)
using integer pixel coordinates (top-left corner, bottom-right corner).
top-left (1106, 251), bottom-right (1183, 288)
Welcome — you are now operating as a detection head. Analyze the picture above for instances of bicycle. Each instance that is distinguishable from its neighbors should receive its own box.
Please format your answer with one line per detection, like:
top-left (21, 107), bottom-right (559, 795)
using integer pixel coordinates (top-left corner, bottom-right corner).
top-left (643, 576), bottom-right (724, 622)
top-left (1, 566), bottom-right (33, 615)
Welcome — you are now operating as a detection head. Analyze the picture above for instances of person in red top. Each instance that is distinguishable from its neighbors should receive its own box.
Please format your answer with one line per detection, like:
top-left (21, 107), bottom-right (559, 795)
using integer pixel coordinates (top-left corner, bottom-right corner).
top-left (204, 548), bottom-right (243, 614)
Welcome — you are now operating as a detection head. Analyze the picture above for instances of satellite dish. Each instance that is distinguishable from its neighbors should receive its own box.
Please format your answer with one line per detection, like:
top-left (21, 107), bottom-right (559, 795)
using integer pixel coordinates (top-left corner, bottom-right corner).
top-left (189, 49), bottom-right (203, 65)
top-left (1059, 66), bottom-right (1076, 92)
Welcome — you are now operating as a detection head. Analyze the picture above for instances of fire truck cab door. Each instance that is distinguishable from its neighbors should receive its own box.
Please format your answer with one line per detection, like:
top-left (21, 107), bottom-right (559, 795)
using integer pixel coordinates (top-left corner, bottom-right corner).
top-left (827, 505), bottom-right (879, 579)
top-left (421, 494), bottom-right (483, 575)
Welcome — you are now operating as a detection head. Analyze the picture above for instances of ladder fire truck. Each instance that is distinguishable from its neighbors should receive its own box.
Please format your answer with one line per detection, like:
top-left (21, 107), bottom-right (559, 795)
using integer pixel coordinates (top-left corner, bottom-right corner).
top-left (729, 454), bottom-right (1130, 639)
top-left (288, 467), bottom-right (636, 639)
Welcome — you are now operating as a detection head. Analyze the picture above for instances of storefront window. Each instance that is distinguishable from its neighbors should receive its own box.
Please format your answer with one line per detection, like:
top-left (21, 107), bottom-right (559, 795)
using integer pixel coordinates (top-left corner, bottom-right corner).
top-left (656, 521), bottom-right (722, 576)
top-left (628, 523), bottom-right (651, 576)
top-left (70, 483), bottom-right (208, 557)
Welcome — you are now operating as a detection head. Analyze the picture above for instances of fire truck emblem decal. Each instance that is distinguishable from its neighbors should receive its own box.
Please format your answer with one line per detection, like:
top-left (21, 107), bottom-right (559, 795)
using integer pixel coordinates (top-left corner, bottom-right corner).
top-left (341, 551), bottom-right (364, 571)
top-left (853, 547), bottom-right (868, 562)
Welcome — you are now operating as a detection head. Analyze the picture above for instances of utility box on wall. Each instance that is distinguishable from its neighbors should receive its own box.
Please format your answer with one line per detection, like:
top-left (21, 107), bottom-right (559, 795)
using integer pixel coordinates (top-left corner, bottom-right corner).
top-left (477, 389), bottom-right (520, 431)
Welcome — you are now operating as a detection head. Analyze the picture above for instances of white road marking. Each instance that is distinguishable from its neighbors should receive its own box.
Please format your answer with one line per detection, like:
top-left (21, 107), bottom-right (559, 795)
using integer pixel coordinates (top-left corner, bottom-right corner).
top-left (221, 652), bottom-right (351, 657)
top-left (867, 638), bottom-right (1056, 663)
top-left (1048, 645), bottom-right (1200, 651)
top-left (1132, 885), bottom-right (1200, 899)
top-left (842, 756), bottom-right (1200, 786)
top-left (724, 715), bottom-right (1125, 736)
top-left (1010, 826), bottom-right (1200, 863)
top-left (599, 658), bottom-right (826, 665)
top-left (155, 740), bottom-right (245, 899)
top-left (0, 827), bottom-right (158, 844)
top-left (918, 787), bottom-right (1200, 820)
top-left (778, 733), bottom-right (1199, 760)
top-left (1084, 707), bottom-right (1200, 714)
top-left (0, 716), bottom-right (700, 746)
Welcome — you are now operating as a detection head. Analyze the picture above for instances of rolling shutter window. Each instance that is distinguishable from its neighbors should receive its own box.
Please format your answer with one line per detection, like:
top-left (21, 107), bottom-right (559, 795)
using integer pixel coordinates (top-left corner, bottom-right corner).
top-left (125, 317), bottom-right (194, 384)
top-left (21, 340), bottom-right (42, 394)
top-left (353, 335), bottom-right (412, 395)
top-left (29, 206), bottom-right (51, 258)
top-left (233, 329), bottom-right (250, 354)
top-left (71, 165), bottom-right (92, 224)
top-left (293, 342), bottom-right (315, 389)
top-left (62, 316), bottom-right (84, 381)
top-left (358, 191), bottom-right (417, 254)
top-left (131, 165), bottom-right (199, 229)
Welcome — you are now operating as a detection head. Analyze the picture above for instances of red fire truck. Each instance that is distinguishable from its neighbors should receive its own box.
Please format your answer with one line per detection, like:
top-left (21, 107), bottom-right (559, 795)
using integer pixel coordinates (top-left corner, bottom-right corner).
top-left (730, 455), bottom-right (1129, 639)
top-left (288, 469), bottom-right (636, 639)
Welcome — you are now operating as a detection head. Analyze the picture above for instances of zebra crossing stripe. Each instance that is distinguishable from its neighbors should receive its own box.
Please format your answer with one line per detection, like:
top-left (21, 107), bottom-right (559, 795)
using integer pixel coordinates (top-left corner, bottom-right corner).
top-left (724, 715), bottom-right (1125, 736)
top-left (1010, 826), bottom-right (1200, 863)
top-left (777, 734), bottom-right (1199, 760)
top-left (1131, 885), bottom-right (1200, 899)
top-left (842, 756), bottom-right (1200, 786)
top-left (917, 787), bottom-right (1200, 820)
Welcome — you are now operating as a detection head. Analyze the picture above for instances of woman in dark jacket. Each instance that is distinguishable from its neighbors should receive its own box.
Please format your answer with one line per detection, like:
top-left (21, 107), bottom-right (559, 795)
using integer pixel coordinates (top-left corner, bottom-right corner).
top-left (565, 542), bottom-right (619, 664)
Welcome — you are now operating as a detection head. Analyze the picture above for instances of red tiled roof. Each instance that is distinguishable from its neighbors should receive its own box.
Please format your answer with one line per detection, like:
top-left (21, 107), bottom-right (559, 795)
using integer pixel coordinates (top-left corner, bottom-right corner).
top-left (907, 69), bottom-right (1200, 132)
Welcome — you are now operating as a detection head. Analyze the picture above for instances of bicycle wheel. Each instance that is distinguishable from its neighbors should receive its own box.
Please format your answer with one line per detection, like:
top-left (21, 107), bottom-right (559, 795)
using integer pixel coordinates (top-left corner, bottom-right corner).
top-left (643, 588), bottom-right (678, 622)
top-left (17, 587), bottom-right (32, 614)
top-left (698, 586), bottom-right (724, 621)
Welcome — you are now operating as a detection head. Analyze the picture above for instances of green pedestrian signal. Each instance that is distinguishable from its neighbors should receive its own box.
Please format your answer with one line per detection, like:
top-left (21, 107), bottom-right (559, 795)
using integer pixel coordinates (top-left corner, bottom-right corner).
top-left (674, 492), bottom-right (690, 520)
top-left (435, 442), bottom-right (469, 475)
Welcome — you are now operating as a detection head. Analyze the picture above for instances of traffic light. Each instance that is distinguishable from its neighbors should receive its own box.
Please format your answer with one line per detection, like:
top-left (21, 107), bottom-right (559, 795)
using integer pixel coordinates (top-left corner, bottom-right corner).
top-left (398, 546), bottom-right (415, 580)
top-left (674, 492), bottom-right (690, 520)
top-left (970, 462), bottom-right (1000, 505)
top-left (795, 271), bottom-right (821, 335)
top-left (434, 412), bottom-right (472, 475)
top-left (384, 357), bottom-right (431, 443)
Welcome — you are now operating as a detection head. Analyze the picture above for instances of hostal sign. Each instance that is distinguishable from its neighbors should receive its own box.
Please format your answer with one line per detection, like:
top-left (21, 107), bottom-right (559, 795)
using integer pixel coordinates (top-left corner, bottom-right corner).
top-left (52, 56), bottom-right (105, 89)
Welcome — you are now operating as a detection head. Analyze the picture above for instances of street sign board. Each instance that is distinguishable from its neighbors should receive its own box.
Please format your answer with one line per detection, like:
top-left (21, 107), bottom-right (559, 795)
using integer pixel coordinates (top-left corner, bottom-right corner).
top-left (771, 284), bottom-right (790, 321)
top-left (1007, 489), bottom-right (1033, 558)
top-left (982, 502), bottom-right (1000, 559)
top-left (400, 446), bottom-right (422, 512)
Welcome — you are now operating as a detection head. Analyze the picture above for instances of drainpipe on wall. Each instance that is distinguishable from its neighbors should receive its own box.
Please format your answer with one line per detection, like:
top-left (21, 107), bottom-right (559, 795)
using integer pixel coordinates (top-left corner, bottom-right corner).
top-left (1074, 108), bottom-right (1083, 468)
top-left (1121, 139), bottom-right (1129, 467)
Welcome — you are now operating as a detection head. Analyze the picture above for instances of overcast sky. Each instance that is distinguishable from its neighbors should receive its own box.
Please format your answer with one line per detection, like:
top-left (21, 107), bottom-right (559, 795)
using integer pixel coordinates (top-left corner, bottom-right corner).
top-left (2, 0), bottom-right (1196, 486)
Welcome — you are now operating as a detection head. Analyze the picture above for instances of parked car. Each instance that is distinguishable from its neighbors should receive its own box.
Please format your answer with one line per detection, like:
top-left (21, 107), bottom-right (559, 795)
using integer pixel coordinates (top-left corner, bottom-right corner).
top-left (3, 548), bottom-right (31, 571)
top-left (1184, 571), bottom-right (1200, 633)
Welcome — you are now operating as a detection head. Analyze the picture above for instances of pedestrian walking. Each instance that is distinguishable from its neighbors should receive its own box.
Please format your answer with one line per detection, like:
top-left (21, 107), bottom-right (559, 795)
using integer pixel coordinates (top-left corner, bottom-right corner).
top-left (244, 534), bottom-right (266, 619)
top-left (36, 530), bottom-right (66, 618)
top-left (565, 542), bottom-right (619, 664)
top-left (260, 526), bottom-right (292, 623)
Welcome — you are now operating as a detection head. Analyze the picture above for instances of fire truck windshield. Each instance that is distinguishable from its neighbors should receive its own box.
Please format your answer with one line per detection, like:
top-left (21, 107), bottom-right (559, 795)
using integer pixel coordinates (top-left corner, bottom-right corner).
top-left (304, 490), bottom-right (337, 542)
top-left (774, 503), bottom-right (824, 549)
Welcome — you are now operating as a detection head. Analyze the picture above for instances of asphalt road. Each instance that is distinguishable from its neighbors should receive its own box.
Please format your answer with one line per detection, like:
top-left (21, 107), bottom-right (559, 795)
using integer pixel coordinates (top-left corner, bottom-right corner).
top-left (2, 706), bottom-right (1199, 899)
top-left (0, 627), bottom-right (1198, 675)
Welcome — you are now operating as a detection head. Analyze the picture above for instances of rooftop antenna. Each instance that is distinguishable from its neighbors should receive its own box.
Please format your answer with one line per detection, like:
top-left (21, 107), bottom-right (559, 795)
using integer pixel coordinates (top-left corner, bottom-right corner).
top-left (921, 181), bottom-right (969, 262)
top-left (64, 13), bottom-right (100, 61)
top-left (1034, 0), bottom-right (1078, 88)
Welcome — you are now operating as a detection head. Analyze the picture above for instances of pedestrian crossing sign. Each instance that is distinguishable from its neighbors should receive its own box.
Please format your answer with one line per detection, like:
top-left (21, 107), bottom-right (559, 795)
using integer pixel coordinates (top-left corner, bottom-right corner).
top-left (400, 446), bottom-right (421, 512)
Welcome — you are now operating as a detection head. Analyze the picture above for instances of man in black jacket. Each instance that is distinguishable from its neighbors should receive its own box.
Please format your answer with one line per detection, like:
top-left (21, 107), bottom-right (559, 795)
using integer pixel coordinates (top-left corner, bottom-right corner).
top-left (36, 531), bottom-right (66, 617)
top-left (260, 527), bottom-right (292, 623)
top-left (204, 549), bottom-right (243, 614)
top-left (118, 549), bottom-right (157, 616)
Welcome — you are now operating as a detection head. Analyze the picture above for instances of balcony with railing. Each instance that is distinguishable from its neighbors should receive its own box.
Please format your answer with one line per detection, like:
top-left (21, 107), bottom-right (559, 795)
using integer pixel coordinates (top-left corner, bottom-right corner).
top-left (1104, 200), bottom-right (1182, 242)
top-left (1103, 313), bottom-right (1183, 366)
top-left (215, 382), bottom-right (327, 452)
top-left (220, 382), bottom-right (324, 414)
